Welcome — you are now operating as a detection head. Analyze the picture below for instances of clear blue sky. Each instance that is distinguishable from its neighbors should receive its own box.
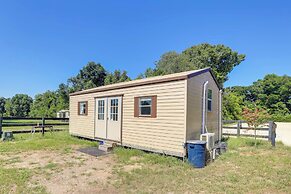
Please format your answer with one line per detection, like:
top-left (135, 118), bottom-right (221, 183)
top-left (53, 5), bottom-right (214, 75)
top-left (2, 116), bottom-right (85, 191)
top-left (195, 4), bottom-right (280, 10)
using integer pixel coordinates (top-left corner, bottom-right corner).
top-left (0, 0), bottom-right (290, 98)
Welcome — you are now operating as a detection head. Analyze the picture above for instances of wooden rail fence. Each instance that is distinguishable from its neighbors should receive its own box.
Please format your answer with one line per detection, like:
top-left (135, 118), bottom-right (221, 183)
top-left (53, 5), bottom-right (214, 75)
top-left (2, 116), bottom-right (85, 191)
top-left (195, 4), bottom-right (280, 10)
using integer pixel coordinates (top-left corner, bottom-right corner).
top-left (223, 120), bottom-right (276, 146)
top-left (0, 117), bottom-right (69, 135)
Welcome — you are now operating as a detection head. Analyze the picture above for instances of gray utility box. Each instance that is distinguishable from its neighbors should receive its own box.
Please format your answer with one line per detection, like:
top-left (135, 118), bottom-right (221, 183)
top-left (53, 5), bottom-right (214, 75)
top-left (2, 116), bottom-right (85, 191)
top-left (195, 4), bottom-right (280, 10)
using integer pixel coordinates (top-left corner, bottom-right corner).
top-left (1, 131), bottom-right (14, 141)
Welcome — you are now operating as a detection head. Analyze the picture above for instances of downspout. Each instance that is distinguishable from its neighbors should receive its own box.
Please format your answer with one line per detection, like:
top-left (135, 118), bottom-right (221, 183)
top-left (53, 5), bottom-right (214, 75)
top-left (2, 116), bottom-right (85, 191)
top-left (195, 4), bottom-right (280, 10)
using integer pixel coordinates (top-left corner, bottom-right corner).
top-left (218, 90), bottom-right (223, 143)
top-left (201, 81), bottom-right (209, 134)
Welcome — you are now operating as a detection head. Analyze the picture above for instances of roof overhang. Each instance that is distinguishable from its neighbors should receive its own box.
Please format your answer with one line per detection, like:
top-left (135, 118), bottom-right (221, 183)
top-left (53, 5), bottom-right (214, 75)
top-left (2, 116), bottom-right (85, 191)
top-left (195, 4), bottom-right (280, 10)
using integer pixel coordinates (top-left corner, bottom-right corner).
top-left (70, 67), bottom-right (221, 96)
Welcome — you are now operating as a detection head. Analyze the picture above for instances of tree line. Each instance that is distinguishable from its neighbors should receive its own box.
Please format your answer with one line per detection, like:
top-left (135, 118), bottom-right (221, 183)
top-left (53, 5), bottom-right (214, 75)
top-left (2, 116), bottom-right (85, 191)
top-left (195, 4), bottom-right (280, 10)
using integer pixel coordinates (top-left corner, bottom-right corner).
top-left (223, 74), bottom-right (291, 122)
top-left (0, 63), bottom-right (131, 118)
top-left (2, 42), bottom-right (289, 121)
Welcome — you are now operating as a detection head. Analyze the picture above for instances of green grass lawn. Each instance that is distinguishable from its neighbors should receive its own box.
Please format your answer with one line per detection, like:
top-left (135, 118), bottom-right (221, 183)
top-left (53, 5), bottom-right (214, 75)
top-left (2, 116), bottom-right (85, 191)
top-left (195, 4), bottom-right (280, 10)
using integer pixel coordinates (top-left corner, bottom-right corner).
top-left (0, 131), bottom-right (96, 153)
top-left (113, 138), bottom-right (291, 193)
top-left (0, 132), bottom-right (290, 193)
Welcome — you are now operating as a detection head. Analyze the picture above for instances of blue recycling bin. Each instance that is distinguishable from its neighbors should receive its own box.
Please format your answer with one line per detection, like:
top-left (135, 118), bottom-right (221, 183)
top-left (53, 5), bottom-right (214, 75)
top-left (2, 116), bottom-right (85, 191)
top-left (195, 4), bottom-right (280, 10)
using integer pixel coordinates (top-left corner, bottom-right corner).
top-left (187, 140), bottom-right (207, 168)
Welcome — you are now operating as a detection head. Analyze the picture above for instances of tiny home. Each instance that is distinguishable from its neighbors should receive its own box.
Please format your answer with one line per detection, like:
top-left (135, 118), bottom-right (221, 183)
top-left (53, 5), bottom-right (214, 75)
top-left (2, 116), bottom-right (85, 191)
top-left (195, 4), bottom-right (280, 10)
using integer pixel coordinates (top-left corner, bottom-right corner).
top-left (69, 68), bottom-right (222, 157)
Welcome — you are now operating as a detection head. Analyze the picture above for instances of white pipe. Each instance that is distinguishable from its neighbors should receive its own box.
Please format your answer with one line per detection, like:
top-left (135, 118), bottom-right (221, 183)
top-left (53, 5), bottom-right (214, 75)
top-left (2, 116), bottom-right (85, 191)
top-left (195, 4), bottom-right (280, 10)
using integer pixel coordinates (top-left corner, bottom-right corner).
top-left (201, 81), bottom-right (209, 134)
top-left (218, 90), bottom-right (223, 143)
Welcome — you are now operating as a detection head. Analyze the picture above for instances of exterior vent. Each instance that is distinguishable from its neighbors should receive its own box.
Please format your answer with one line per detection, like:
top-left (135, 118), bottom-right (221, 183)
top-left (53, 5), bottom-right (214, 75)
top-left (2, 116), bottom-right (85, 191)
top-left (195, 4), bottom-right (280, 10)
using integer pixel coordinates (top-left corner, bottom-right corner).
top-left (200, 133), bottom-right (215, 150)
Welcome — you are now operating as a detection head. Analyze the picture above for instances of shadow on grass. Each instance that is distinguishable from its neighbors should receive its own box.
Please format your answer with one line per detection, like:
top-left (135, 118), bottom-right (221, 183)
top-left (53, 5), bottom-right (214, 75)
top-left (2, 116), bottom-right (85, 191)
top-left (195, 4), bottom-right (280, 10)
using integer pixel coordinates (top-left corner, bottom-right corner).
top-left (221, 136), bottom-right (230, 142)
top-left (245, 140), bottom-right (263, 147)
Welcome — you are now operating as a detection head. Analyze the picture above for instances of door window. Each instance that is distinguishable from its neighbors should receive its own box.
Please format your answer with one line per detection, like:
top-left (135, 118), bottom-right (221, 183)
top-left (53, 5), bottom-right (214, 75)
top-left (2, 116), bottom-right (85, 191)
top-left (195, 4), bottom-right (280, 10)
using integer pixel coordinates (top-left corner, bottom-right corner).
top-left (110, 99), bottom-right (118, 121)
top-left (97, 100), bottom-right (105, 120)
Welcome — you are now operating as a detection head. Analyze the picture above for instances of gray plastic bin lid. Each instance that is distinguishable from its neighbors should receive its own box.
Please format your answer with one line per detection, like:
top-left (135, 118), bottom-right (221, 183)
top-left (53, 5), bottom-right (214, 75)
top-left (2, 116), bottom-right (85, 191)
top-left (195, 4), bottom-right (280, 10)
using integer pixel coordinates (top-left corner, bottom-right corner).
top-left (187, 140), bottom-right (207, 145)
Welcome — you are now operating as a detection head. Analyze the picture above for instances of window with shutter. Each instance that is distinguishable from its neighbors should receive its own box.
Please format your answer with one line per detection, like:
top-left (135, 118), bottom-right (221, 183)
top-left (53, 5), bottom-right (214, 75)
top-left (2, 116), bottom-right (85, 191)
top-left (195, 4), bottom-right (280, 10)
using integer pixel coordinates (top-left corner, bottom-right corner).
top-left (134, 96), bottom-right (157, 118)
top-left (78, 101), bottom-right (88, 116)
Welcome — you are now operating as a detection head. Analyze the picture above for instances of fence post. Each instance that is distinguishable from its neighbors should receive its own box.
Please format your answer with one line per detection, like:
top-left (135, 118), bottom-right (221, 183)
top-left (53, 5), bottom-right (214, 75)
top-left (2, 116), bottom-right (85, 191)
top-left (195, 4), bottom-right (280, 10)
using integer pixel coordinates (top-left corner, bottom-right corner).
top-left (0, 116), bottom-right (2, 136)
top-left (268, 121), bottom-right (273, 141)
top-left (272, 122), bottom-right (276, 147)
top-left (237, 120), bottom-right (241, 137)
top-left (42, 117), bottom-right (45, 136)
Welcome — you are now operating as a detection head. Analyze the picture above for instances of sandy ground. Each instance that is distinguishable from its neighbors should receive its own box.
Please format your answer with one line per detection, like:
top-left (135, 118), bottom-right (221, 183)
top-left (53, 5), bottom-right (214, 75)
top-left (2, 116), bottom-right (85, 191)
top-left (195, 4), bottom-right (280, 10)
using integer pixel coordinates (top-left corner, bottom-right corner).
top-left (0, 150), bottom-right (118, 194)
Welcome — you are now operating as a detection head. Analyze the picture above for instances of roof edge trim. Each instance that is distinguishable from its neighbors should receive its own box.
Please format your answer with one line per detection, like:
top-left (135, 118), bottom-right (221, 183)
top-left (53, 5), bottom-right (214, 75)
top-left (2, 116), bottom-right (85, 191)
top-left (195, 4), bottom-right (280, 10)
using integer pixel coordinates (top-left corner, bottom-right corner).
top-left (187, 68), bottom-right (221, 89)
top-left (70, 67), bottom-right (220, 96)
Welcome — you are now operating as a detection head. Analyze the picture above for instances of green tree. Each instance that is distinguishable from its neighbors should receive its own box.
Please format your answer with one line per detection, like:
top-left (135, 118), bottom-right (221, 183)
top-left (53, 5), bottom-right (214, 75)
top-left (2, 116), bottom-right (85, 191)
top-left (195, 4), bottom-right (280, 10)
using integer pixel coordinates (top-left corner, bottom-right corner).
top-left (10, 94), bottom-right (33, 117)
top-left (222, 92), bottom-right (243, 120)
top-left (143, 68), bottom-right (160, 78)
top-left (154, 51), bottom-right (192, 75)
top-left (4, 98), bottom-right (12, 116)
top-left (56, 83), bottom-right (70, 110)
top-left (141, 52), bottom-right (190, 78)
top-left (250, 74), bottom-right (291, 114)
top-left (182, 43), bottom-right (245, 86)
top-left (30, 91), bottom-right (58, 117)
top-left (0, 97), bottom-right (5, 116)
top-left (68, 62), bottom-right (107, 92)
top-left (140, 43), bottom-right (245, 87)
top-left (226, 74), bottom-right (291, 122)
top-left (104, 70), bottom-right (131, 85)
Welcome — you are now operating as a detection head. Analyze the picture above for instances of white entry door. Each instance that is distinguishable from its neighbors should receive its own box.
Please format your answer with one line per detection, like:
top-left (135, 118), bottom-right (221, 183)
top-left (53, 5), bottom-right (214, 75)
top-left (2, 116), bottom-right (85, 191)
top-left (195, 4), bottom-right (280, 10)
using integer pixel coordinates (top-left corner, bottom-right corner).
top-left (95, 96), bottom-right (122, 142)
top-left (95, 98), bottom-right (107, 139)
top-left (107, 96), bottom-right (122, 141)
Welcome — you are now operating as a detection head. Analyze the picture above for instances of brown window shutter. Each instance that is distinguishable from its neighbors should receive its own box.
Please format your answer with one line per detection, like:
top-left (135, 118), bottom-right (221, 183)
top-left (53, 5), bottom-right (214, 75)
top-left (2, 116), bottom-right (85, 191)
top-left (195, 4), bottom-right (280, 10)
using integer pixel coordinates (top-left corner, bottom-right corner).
top-left (151, 95), bottom-right (157, 118)
top-left (134, 97), bottom-right (139, 117)
top-left (85, 101), bottom-right (88, 115)
top-left (78, 102), bottom-right (80, 115)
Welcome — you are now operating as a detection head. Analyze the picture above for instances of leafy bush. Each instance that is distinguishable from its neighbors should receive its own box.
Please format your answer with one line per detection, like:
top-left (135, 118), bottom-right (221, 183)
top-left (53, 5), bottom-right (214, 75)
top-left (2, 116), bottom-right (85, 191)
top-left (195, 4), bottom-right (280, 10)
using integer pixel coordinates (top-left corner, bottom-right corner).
top-left (271, 114), bottom-right (291, 122)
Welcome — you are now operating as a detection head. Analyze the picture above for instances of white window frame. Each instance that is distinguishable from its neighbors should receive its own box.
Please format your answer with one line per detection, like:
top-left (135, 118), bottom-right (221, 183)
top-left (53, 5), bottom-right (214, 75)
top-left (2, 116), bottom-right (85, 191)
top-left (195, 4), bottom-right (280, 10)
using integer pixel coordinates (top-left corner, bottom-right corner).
top-left (139, 97), bottom-right (152, 116)
top-left (79, 102), bottom-right (87, 115)
top-left (110, 99), bottom-right (119, 121)
top-left (97, 100), bottom-right (105, 120)
top-left (207, 89), bottom-right (212, 112)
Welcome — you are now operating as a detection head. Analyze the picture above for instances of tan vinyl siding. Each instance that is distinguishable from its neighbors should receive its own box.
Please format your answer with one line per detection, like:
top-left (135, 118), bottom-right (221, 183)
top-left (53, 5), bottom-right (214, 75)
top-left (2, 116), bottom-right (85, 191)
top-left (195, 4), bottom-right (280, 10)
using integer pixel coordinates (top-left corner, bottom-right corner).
top-left (186, 71), bottom-right (220, 141)
top-left (70, 80), bottom-right (187, 156)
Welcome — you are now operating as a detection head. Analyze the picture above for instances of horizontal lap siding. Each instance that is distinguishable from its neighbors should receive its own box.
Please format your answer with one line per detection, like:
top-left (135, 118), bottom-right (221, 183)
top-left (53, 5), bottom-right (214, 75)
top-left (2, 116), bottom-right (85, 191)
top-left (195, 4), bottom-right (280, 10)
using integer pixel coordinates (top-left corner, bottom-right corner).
top-left (70, 80), bottom-right (186, 156)
top-left (186, 72), bottom-right (219, 141)
top-left (70, 95), bottom-right (95, 138)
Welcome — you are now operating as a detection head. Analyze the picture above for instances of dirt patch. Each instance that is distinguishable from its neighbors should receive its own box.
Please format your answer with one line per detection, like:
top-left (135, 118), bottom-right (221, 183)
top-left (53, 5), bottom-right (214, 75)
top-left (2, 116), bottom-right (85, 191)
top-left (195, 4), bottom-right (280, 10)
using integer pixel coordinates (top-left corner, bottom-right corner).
top-left (130, 156), bottom-right (142, 162)
top-left (1, 150), bottom-right (118, 194)
top-left (1, 151), bottom-right (79, 169)
top-left (123, 163), bottom-right (143, 172)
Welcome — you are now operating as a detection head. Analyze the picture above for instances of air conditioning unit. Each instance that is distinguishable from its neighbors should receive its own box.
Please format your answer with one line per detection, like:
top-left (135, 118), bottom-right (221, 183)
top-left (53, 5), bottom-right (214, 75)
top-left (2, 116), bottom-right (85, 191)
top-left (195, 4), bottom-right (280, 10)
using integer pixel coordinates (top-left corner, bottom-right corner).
top-left (200, 133), bottom-right (215, 150)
